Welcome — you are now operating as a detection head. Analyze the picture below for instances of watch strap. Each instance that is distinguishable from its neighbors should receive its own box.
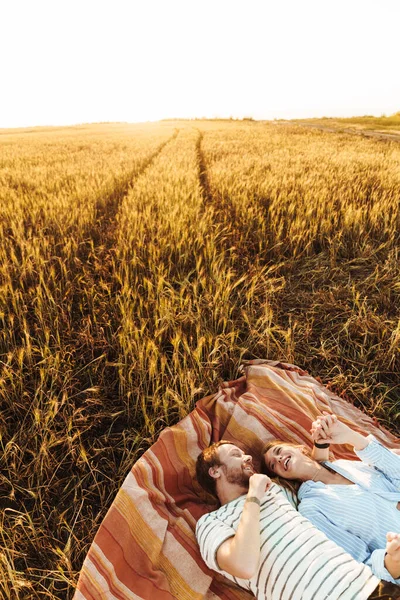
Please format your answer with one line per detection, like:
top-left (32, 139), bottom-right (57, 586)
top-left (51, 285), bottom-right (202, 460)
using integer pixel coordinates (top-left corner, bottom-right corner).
top-left (314, 441), bottom-right (330, 449)
top-left (246, 496), bottom-right (261, 505)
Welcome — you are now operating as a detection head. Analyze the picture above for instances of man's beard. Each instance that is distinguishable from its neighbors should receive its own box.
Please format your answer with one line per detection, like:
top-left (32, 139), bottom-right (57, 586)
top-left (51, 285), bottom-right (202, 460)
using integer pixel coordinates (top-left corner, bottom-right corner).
top-left (222, 464), bottom-right (251, 487)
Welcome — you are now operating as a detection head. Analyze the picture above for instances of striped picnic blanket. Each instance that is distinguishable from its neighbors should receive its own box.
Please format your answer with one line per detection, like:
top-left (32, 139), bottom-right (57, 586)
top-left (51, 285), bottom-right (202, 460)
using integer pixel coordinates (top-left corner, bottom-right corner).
top-left (74, 359), bottom-right (400, 600)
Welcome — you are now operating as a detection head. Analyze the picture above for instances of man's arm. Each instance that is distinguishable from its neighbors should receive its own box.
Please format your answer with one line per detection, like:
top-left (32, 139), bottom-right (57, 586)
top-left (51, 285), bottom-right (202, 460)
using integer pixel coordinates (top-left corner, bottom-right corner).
top-left (216, 474), bottom-right (271, 579)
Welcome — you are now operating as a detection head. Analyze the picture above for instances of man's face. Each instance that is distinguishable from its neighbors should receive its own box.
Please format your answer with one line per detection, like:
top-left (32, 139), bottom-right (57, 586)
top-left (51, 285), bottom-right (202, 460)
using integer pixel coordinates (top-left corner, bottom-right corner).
top-left (215, 444), bottom-right (255, 486)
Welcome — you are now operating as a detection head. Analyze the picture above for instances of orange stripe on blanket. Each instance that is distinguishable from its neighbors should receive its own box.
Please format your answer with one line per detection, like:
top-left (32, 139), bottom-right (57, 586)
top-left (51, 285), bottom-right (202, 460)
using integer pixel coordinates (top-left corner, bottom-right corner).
top-left (190, 409), bottom-right (212, 452)
top-left (248, 369), bottom-right (320, 415)
top-left (130, 462), bottom-right (212, 570)
top-left (114, 489), bottom-right (209, 599)
top-left (91, 530), bottom-right (174, 599)
top-left (75, 576), bottom-right (106, 600)
top-left (210, 575), bottom-right (253, 600)
top-left (77, 550), bottom-right (143, 600)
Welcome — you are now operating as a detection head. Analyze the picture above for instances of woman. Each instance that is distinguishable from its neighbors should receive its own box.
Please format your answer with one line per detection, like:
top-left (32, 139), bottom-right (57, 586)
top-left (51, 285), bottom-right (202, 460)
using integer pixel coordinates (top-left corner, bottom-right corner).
top-left (261, 412), bottom-right (400, 585)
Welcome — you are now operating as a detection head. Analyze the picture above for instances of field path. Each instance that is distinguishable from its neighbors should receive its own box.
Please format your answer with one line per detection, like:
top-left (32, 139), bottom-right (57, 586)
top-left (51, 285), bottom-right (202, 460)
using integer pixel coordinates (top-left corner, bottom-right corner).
top-left (196, 129), bottom-right (213, 205)
top-left (291, 121), bottom-right (400, 143)
top-left (92, 128), bottom-right (179, 250)
top-left (76, 127), bottom-right (180, 309)
top-left (71, 128), bottom-right (179, 400)
top-left (195, 126), bottom-right (241, 246)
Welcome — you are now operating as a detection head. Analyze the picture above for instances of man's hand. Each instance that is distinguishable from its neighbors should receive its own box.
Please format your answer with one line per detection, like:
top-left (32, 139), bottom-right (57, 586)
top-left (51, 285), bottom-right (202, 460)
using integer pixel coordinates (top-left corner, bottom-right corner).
top-left (248, 474), bottom-right (272, 500)
top-left (385, 532), bottom-right (400, 579)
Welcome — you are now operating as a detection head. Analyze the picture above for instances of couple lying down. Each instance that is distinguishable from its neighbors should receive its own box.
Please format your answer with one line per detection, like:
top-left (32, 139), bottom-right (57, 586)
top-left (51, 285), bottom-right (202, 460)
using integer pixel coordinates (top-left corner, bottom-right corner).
top-left (195, 412), bottom-right (400, 600)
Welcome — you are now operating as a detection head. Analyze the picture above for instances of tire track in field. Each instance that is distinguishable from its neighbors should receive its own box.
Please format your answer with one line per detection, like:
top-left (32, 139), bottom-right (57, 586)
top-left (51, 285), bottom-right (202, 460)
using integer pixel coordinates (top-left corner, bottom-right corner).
top-left (196, 128), bottom-right (239, 236)
top-left (196, 129), bottom-right (214, 206)
top-left (195, 128), bottom-right (271, 261)
top-left (89, 128), bottom-right (179, 255)
top-left (77, 127), bottom-right (179, 273)
top-left (71, 129), bottom-right (180, 402)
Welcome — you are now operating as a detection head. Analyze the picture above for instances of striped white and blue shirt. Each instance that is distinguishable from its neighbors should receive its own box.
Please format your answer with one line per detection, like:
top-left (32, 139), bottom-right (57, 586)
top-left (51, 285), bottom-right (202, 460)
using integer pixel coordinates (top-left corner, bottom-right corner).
top-left (298, 435), bottom-right (400, 585)
top-left (196, 484), bottom-right (379, 599)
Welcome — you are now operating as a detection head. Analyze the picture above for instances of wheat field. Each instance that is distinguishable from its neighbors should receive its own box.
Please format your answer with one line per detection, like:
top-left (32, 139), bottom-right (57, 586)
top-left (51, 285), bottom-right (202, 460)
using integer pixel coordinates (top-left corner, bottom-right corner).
top-left (293, 112), bottom-right (400, 132)
top-left (0, 119), bottom-right (399, 599)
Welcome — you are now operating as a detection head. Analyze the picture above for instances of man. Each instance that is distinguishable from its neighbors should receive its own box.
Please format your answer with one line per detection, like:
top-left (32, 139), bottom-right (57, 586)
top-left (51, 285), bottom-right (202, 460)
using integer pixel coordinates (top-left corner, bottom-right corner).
top-left (195, 440), bottom-right (391, 600)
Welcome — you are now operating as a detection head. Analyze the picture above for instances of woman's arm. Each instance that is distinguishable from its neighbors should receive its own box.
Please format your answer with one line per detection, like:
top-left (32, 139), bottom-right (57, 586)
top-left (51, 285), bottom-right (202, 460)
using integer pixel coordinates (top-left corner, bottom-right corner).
top-left (354, 437), bottom-right (400, 486)
top-left (311, 413), bottom-right (400, 486)
top-left (299, 504), bottom-right (400, 584)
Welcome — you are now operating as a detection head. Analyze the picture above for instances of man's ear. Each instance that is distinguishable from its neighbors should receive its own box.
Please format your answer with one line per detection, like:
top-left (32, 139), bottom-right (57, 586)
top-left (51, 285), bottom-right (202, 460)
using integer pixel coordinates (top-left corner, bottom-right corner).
top-left (208, 465), bottom-right (221, 480)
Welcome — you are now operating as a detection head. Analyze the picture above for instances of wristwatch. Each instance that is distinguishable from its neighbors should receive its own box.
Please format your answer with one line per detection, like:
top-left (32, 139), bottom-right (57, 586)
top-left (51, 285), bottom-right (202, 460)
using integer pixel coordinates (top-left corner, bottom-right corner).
top-left (246, 496), bottom-right (261, 505)
top-left (314, 441), bottom-right (330, 449)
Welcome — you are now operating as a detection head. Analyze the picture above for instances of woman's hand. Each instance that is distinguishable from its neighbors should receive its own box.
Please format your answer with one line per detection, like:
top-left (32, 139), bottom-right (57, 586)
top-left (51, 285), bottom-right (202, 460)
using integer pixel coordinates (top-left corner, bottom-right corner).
top-left (311, 412), bottom-right (349, 444)
top-left (311, 412), bottom-right (356, 445)
top-left (311, 413), bottom-right (337, 444)
top-left (311, 412), bottom-right (369, 450)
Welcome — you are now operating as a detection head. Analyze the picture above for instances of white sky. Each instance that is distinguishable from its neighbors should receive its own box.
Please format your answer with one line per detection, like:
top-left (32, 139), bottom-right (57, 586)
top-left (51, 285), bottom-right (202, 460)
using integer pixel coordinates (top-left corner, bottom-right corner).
top-left (1, 0), bottom-right (399, 128)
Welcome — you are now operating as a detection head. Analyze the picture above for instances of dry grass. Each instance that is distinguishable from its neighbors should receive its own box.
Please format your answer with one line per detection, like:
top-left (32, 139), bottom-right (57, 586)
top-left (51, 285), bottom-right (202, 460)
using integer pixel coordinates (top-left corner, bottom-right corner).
top-left (0, 119), bottom-right (399, 598)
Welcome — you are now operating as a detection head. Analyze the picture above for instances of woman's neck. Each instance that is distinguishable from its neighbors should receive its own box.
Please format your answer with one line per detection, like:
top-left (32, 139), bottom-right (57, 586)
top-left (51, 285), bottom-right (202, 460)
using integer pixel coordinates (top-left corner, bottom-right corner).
top-left (307, 462), bottom-right (353, 485)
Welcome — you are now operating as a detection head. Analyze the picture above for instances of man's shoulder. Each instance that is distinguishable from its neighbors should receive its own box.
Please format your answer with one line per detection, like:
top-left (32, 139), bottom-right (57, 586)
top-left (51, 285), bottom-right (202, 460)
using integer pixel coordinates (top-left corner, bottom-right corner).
top-left (196, 506), bottom-right (223, 532)
top-left (197, 509), bottom-right (217, 527)
top-left (267, 482), bottom-right (298, 509)
top-left (196, 496), bottom-right (245, 528)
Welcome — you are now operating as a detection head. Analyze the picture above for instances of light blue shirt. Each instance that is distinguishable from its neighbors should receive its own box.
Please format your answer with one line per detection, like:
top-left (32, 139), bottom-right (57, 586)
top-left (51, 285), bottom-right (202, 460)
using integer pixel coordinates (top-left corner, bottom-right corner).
top-left (298, 435), bottom-right (400, 585)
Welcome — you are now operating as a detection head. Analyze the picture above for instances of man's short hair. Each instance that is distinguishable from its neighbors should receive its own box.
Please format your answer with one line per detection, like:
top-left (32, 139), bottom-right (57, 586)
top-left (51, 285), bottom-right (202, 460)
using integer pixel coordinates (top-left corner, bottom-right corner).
top-left (195, 440), bottom-right (233, 496)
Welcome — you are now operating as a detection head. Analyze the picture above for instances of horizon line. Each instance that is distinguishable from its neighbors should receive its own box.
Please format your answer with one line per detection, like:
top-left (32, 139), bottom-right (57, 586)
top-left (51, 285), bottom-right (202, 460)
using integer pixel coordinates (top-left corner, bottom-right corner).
top-left (1, 111), bottom-right (399, 132)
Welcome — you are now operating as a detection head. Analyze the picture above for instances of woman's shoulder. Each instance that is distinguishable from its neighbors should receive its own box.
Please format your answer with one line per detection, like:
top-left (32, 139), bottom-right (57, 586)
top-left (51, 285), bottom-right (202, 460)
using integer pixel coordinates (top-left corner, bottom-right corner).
top-left (297, 479), bottom-right (326, 500)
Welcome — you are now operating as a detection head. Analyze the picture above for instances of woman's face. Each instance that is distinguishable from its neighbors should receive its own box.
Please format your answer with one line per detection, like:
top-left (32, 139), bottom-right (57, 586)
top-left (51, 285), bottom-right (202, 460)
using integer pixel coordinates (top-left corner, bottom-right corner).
top-left (263, 444), bottom-right (309, 480)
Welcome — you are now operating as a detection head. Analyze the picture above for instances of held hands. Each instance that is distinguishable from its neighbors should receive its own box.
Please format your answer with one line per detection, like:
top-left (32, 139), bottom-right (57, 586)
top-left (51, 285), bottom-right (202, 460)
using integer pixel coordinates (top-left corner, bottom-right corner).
top-left (311, 412), bottom-right (354, 445)
top-left (248, 474), bottom-right (272, 501)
